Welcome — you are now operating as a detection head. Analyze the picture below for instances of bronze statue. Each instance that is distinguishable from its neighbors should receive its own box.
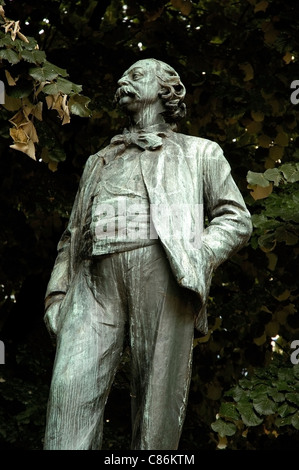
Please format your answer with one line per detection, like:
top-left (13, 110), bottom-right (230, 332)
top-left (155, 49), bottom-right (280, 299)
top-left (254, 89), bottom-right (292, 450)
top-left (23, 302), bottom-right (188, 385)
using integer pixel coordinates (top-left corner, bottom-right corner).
top-left (43, 58), bottom-right (252, 450)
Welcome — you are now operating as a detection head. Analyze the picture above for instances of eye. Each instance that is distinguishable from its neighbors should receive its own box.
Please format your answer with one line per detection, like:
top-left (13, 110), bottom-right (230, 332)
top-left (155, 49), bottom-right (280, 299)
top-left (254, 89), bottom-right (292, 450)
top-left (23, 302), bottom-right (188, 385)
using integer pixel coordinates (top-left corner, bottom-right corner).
top-left (132, 72), bottom-right (143, 80)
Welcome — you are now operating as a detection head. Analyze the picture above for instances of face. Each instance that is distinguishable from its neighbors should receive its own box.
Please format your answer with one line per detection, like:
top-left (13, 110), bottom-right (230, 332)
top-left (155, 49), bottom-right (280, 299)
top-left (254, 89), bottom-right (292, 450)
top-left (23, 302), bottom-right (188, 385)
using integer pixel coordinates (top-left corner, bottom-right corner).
top-left (114, 60), bottom-right (162, 114)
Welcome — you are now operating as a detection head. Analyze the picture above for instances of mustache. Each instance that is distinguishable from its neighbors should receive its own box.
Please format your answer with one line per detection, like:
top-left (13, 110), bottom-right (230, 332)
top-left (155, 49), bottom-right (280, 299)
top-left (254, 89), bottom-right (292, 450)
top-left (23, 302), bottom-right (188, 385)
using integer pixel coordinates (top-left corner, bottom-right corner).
top-left (113, 85), bottom-right (140, 105)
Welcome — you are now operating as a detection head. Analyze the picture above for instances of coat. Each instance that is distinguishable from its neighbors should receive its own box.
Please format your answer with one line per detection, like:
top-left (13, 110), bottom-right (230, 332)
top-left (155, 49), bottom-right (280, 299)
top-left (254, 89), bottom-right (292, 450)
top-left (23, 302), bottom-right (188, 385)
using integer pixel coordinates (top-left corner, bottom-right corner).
top-left (45, 129), bottom-right (252, 335)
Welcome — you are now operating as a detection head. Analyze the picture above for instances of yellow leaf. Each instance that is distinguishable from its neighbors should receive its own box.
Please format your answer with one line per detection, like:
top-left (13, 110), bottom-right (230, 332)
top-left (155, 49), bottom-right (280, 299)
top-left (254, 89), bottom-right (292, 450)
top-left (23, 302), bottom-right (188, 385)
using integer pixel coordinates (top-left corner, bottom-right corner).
top-left (251, 110), bottom-right (264, 122)
top-left (254, 0), bottom-right (269, 13)
top-left (239, 62), bottom-right (254, 81)
top-left (9, 20), bottom-right (20, 41)
top-left (35, 81), bottom-right (50, 98)
top-left (46, 93), bottom-right (70, 124)
top-left (217, 436), bottom-right (227, 450)
top-left (206, 383), bottom-right (222, 400)
top-left (40, 147), bottom-right (49, 163)
top-left (283, 51), bottom-right (293, 64)
top-left (274, 290), bottom-right (291, 301)
top-left (246, 120), bottom-right (262, 134)
top-left (269, 145), bottom-right (284, 161)
top-left (23, 104), bottom-right (34, 119)
top-left (9, 109), bottom-right (29, 127)
top-left (276, 308), bottom-right (289, 325)
top-left (2, 93), bottom-right (22, 111)
top-left (248, 183), bottom-right (273, 200)
top-left (196, 331), bottom-right (211, 344)
top-left (274, 132), bottom-right (289, 147)
top-left (260, 305), bottom-right (272, 314)
top-left (10, 127), bottom-right (29, 144)
top-left (263, 23), bottom-right (279, 45)
top-left (32, 101), bottom-right (43, 121)
top-left (145, 7), bottom-right (164, 22)
top-left (10, 140), bottom-right (36, 160)
top-left (268, 98), bottom-right (281, 115)
top-left (254, 332), bottom-right (266, 346)
top-left (260, 239), bottom-right (276, 253)
top-left (48, 160), bottom-right (58, 172)
top-left (258, 134), bottom-right (272, 148)
top-left (16, 31), bottom-right (29, 43)
top-left (5, 70), bottom-right (17, 86)
top-left (170, 0), bottom-right (192, 16)
top-left (264, 157), bottom-right (275, 169)
top-left (266, 252), bottom-right (277, 271)
top-left (45, 94), bottom-right (55, 109)
top-left (22, 121), bottom-right (39, 143)
top-left (265, 321), bottom-right (279, 337)
top-left (61, 94), bottom-right (70, 125)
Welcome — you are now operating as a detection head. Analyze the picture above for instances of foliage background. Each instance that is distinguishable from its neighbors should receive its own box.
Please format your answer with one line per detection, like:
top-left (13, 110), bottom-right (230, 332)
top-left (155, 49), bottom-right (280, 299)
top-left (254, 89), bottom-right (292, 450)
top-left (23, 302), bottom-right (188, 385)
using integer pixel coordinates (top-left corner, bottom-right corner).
top-left (0, 0), bottom-right (298, 450)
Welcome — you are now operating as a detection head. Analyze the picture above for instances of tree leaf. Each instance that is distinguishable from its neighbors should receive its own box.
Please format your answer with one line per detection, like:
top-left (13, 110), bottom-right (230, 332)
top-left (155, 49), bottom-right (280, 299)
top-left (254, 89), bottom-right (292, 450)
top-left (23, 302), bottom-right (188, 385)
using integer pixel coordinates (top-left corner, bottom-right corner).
top-left (280, 163), bottom-right (299, 183)
top-left (29, 64), bottom-right (59, 82)
top-left (275, 415), bottom-right (293, 427)
top-left (43, 78), bottom-right (82, 95)
top-left (0, 48), bottom-right (20, 64)
top-left (21, 49), bottom-right (46, 65)
top-left (264, 168), bottom-right (282, 186)
top-left (211, 418), bottom-right (237, 437)
top-left (252, 395), bottom-right (276, 415)
top-left (8, 84), bottom-right (32, 99)
top-left (247, 171), bottom-right (272, 187)
top-left (291, 412), bottom-right (299, 430)
top-left (269, 389), bottom-right (284, 403)
top-left (219, 402), bottom-right (240, 421)
top-left (277, 403), bottom-right (296, 418)
top-left (68, 94), bottom-right (91, 117)
top-left (286, 392), bottom-right (299, 407)
top-left (236, 401), bottom-right (263, 426)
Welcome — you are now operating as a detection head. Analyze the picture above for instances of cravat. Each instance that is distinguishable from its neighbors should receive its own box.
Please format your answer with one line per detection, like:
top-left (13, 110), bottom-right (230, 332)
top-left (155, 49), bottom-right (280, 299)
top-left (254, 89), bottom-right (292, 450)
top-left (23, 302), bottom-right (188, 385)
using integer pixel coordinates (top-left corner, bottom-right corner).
top-left (110, 129), bottom-right (166, 151)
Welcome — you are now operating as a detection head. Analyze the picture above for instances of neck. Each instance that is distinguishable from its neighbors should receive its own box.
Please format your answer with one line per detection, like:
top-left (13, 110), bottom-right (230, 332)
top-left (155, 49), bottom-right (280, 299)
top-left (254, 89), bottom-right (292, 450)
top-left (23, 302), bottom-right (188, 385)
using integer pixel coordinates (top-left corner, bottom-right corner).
top-left (127, 103), bottom-right (166, 132)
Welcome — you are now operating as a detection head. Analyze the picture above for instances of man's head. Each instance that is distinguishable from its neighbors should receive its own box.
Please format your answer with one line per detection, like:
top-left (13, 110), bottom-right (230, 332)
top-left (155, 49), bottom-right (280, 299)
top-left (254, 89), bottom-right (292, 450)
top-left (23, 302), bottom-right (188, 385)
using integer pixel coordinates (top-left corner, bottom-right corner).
top-left (114, 58), bottom-right (186, 124)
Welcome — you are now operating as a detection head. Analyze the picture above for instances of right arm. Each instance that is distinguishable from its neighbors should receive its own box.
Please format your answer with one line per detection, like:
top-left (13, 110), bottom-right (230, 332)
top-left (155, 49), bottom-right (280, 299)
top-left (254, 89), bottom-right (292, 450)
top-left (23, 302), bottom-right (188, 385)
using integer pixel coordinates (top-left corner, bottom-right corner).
top-left (44, 152), bottom-right (104, 335)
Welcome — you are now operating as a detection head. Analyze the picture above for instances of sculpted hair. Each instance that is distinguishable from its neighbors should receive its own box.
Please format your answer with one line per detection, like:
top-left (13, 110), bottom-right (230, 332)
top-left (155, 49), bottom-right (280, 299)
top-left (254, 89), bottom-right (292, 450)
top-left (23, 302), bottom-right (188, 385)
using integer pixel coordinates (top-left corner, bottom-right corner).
top-left (152, 59), bottom-right (186, 123)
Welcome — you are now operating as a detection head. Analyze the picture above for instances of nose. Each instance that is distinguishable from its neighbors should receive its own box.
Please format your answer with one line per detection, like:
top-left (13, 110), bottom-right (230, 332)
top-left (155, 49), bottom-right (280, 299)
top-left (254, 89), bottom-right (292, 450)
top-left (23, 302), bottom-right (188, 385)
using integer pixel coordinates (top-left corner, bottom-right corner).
top-left (117, 75), bottom-right (129, 86)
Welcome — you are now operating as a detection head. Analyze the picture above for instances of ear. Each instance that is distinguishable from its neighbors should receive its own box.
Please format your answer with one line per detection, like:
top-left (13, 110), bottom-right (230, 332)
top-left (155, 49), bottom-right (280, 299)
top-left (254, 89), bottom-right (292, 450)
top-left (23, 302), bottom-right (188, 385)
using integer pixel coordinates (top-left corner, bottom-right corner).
top-left (158, 86), bottom-right (171, 100)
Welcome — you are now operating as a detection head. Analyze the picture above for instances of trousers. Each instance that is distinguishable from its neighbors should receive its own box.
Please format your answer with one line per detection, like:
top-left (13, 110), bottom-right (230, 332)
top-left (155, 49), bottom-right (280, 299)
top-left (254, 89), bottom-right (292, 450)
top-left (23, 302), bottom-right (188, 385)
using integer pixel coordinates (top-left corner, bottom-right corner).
top-left (44, 244), bottom-right (195, 450)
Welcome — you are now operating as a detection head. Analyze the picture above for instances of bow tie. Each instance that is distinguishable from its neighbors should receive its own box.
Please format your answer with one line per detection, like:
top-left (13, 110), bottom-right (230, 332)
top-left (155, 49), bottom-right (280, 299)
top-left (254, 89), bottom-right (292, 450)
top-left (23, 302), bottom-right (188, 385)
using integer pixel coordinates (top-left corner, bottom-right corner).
top-left (110, 129), bottom-right (166, 151)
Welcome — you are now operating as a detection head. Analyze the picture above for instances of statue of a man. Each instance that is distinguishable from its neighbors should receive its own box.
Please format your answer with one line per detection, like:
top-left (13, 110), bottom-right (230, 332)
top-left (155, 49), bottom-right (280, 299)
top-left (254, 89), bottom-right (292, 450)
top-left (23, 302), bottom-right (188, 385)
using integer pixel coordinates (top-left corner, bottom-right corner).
top-left (43, 58), bottom-right (252, 450)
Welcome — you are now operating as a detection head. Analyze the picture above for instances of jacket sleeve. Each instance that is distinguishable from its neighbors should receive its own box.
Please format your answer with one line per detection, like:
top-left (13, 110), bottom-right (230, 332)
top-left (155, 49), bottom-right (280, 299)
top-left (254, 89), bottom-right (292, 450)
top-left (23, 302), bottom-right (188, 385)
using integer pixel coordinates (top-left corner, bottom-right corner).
top-left (44, 153), bottom-right (101, 310)
top-left (201, 141), bottom-right (252, 269)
